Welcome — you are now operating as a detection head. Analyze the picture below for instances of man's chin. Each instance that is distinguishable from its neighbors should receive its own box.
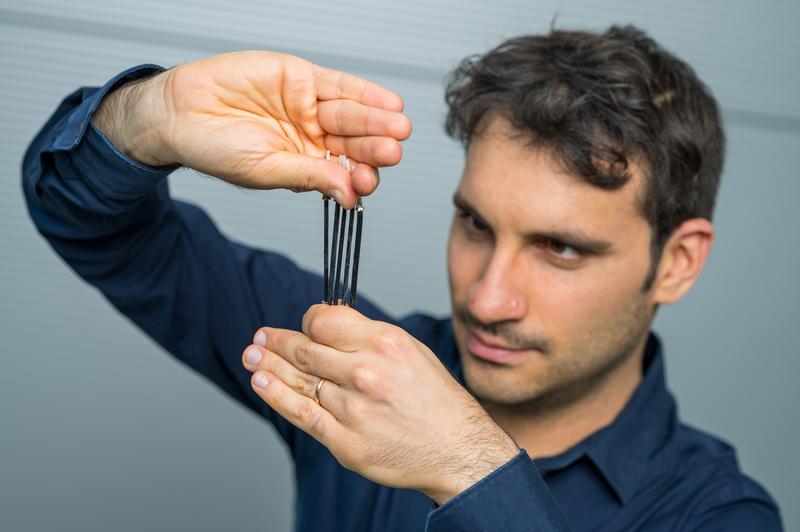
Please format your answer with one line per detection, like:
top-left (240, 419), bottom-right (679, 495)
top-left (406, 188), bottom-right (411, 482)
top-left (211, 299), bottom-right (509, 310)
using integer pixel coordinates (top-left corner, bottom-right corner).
top-left (461, 354), bottom-right (548, 405)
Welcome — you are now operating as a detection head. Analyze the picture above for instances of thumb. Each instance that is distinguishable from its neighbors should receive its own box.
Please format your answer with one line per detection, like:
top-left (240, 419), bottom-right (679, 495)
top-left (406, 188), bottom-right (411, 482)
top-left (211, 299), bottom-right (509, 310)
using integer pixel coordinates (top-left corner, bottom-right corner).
top-left (265, 152), bottom-right (358, 208)
top-left (302, 303), bottom-right (375, 351)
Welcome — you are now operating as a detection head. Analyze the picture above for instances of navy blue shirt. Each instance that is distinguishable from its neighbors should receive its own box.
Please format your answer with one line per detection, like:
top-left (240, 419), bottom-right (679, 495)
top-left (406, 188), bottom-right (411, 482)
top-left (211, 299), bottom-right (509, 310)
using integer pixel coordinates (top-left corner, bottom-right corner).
top-left (22, 65), bottom-right (782, 531)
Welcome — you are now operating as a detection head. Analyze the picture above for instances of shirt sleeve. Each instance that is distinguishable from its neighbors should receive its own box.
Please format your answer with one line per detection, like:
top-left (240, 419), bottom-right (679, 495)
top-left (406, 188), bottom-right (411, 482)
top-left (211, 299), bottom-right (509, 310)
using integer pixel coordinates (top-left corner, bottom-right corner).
top-left (21, 64), bottom-right (390, 454)
top-left (425, 449), bottom-right (571, 531)
top-left (690, 499), bottom-right (783, 531)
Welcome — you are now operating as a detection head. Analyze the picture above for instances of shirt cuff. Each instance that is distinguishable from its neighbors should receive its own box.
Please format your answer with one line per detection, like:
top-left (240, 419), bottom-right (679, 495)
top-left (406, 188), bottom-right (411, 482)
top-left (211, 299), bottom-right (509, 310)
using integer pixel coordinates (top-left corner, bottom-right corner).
top-left (425, 449), bottom-right (571, 532)
top-left (55, 64), bottom-right (180, 201)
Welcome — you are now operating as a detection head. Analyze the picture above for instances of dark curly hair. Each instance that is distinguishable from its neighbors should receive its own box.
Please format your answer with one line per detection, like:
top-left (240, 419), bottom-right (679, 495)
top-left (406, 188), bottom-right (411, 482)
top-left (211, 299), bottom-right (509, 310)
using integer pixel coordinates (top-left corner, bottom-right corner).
top-left (444, 25), bottom-right (724, 288)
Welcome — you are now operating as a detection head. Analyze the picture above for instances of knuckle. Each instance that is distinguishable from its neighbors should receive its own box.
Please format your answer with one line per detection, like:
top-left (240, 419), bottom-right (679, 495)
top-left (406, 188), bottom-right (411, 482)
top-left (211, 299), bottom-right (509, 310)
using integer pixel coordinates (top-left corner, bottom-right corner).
top-left (306, 314), bottom-right (326, 341)
top-left (364, 106), bottom-right (374, 132)
top-left (308, 413), bottom-right (326, 440)
top-left (294, 343), bottom-right (313, 371)
top-left (293, 399), bottom-right (315, 424)
top-left (335, 102), bottom-right (346, 131)
top-left (376, 328), bottom-right (404, 354)
top-left (290, 173), bottom-right (314, 193)
top-left (351, 364), bottom-right (381, 394)
top-left (301, 374), bottom-right (317, 397)
top-left (294, 404), bottom-right (326, 440)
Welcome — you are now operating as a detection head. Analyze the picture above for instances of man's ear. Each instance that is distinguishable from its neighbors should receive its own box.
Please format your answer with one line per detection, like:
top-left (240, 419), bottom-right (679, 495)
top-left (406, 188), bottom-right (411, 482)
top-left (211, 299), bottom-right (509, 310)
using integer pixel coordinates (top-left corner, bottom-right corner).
top-left (651, 218), bottom-right (714, 305)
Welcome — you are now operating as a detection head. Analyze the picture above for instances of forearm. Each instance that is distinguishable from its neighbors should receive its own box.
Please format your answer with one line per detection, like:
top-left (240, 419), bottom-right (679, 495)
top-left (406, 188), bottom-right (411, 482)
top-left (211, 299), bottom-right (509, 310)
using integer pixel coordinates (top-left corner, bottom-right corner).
top-left (22, 65), bottom-right (193, 322)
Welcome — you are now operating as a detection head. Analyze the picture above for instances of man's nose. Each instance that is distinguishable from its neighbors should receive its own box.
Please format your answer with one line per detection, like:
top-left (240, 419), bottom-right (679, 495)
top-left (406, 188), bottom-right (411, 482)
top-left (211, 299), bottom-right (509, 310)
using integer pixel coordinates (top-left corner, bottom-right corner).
top-left (466, 250), bottom-right (527, 324)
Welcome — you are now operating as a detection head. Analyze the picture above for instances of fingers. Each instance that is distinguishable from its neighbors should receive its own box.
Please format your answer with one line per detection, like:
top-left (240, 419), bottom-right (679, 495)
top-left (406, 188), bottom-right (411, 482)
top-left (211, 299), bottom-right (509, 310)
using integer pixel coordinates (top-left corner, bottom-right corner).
top-left (244, 344), bottom-right (319, 398)
top-left (350, 162), bottom-right (380, 196)
top-left (313, 66), bottom-right (404, 112)
top-left (301, 304), bottom-right (377, 352)
top-left (250, 370), bottom-right (342, 444)
top-left (325, 135), bottom-right (402, 168)
top-left (318, 99), bottom-right (411, 140)
top-left (260, 152), bottom-right (360, 208)
top-left (243, 345), bottom-right (348, 418)
top-left (257, 151), bottom-right (378, 206)
top-left (252, 326), bottom-right (353, 382)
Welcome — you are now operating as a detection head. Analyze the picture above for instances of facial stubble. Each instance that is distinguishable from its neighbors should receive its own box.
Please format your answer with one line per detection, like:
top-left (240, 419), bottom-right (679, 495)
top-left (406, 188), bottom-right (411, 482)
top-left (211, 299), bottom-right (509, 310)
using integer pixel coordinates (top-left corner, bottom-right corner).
top-left (455, 292), bottom-right (652, 416)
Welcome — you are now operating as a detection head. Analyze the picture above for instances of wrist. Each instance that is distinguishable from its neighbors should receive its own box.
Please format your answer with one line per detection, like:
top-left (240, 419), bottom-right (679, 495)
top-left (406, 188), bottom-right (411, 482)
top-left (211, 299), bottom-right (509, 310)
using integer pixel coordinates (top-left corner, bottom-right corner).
top-left (425, 430), bottom-right (519, 505)
top-left (92, 68), bottom-right (177, 167)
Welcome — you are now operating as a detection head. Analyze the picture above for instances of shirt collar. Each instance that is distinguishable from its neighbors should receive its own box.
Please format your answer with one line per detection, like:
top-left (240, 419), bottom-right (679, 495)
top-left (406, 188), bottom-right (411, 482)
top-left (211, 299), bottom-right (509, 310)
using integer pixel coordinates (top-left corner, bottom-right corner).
top-left (447, 327), bottom-right (676, 505)
top-left (536, 333), bottom-right (677, 504)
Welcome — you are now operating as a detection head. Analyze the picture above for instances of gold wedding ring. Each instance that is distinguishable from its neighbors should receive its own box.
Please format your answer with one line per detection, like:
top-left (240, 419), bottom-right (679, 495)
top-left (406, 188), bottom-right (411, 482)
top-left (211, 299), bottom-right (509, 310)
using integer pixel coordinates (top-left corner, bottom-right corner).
top-left (314, 377), bottom-right (327, 406)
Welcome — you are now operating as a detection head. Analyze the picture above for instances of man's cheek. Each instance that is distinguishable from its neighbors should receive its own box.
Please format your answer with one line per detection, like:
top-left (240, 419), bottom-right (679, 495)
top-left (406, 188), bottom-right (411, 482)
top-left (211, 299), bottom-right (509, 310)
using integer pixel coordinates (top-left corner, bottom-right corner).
top-left (450, 246), bottom-right (487, 298)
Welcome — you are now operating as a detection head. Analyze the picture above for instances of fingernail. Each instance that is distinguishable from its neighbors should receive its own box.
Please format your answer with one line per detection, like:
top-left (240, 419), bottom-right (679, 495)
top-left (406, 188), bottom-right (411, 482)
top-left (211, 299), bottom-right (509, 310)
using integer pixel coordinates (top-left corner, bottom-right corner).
top-left (330, 189), bottom-right (344, 204)
top-left (254, 373), bottom-right (269, 389)
top-left (253, 330), bottom-right (267, 346)
top-left (245, 347), bottom-right (262, 366)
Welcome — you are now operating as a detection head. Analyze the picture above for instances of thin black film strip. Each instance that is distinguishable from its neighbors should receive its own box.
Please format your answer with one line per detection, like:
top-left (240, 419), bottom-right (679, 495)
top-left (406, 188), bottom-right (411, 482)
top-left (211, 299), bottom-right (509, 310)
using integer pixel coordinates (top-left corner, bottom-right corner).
top-left (323, 152), bottom-right (364, 308)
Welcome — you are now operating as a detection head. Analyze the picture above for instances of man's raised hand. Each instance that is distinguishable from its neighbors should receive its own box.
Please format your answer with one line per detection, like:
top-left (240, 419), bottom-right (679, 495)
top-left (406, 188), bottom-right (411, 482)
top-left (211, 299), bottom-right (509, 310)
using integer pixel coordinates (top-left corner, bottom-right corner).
top-left (93, 51), bottom-right (411, 208)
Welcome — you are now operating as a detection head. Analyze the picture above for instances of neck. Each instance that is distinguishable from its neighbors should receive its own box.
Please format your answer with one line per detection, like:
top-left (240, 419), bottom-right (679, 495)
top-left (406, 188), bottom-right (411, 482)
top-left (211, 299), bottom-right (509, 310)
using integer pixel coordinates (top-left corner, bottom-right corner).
top-left (482, 334), bottom-right (648, 459)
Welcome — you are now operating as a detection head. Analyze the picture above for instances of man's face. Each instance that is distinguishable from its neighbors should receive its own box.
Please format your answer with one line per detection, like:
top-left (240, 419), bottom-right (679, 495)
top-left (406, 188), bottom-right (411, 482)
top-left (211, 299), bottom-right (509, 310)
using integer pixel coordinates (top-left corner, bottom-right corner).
top-left (448, 116), bottom-right (657, 408)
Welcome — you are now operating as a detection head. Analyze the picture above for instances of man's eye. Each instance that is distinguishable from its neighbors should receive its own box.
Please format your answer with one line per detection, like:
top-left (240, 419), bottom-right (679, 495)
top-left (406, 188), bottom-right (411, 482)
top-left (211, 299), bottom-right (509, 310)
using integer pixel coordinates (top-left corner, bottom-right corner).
top-left (458, 211), bottom-right (489, 233)
top-left (546, 240), bottom-right (582, 260)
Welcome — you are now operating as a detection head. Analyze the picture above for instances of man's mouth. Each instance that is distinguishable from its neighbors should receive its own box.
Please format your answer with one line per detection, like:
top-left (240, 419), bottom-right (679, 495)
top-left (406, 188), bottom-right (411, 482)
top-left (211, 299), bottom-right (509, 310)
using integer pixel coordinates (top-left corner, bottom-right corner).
top-left (467, 329), bottom-right (532, 365)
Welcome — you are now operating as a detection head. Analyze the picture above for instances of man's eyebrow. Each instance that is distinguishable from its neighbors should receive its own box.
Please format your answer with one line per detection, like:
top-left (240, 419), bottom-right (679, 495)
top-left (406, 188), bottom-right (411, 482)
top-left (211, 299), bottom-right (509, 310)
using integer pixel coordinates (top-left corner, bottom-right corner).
top-left (525, 230), bottom-right (613, 254)
top-left (452, 192), bottom-right (474, 213)
top-left (452, 193), bottom-right (490, 226)
top-left (452, 192), bottom-right (612, 254)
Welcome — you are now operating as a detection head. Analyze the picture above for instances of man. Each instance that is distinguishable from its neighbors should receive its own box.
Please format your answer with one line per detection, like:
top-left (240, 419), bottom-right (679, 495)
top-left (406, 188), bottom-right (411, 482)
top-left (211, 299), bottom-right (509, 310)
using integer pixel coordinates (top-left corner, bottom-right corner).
top-left (22, 24), bottom-right (781, 530)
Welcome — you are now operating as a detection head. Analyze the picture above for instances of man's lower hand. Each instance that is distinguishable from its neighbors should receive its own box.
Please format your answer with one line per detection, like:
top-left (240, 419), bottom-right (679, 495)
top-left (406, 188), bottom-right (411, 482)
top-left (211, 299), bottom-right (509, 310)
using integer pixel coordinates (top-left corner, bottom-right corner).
top-left (241, 304), bottom-right (519, 505)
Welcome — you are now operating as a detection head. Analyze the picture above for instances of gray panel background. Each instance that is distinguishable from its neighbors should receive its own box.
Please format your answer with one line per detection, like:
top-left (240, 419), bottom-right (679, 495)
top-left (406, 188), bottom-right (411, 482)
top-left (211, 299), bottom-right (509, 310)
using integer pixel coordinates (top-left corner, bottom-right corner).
top-left (1, 1), bottom-right (798, 530)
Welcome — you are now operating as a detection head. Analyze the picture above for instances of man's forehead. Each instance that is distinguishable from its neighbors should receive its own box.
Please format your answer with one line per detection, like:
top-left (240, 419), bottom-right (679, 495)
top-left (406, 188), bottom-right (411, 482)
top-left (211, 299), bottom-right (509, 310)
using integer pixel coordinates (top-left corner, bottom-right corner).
top-left (457, 117), bottom-right (648, 238)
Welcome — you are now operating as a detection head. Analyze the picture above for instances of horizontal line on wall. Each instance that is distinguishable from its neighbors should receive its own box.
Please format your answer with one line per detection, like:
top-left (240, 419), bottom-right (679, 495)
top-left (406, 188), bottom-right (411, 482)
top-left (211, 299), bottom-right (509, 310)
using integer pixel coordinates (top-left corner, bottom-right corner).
top-left (0, 8), bottom-right (445, 83)
top-left (722, 108), bottom-right (800, 136)
top-left (2, 7), bottom-right (799, 136)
